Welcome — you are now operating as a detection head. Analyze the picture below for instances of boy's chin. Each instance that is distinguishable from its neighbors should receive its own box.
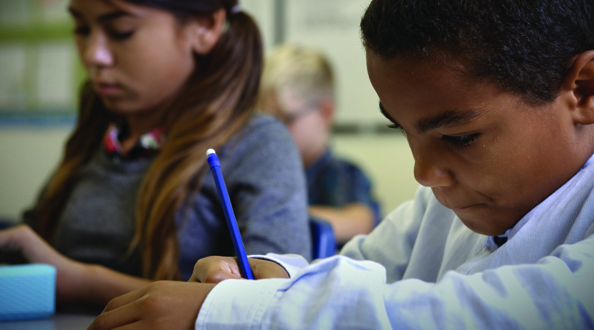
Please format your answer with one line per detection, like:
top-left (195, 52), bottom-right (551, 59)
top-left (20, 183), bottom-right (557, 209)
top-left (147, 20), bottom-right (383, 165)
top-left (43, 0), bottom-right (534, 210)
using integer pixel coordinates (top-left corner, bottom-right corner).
top-left (454, 207), bottom-right (518, 236)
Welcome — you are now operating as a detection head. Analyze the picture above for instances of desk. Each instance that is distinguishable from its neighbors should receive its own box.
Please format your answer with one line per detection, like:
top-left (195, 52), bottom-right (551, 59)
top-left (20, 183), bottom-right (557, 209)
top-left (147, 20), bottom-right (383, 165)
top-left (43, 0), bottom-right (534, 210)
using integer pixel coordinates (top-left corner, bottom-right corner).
top-left (0, 314), bottom-right (96, 330)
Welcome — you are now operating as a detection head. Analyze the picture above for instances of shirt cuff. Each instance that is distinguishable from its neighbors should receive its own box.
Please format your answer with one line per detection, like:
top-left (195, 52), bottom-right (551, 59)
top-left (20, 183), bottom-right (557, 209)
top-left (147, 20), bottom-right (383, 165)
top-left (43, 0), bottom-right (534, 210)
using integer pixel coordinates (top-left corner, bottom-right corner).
top-left (249, 253), bottom-right (309, 279)
top-left (195, 278), bottom-right (288, 330)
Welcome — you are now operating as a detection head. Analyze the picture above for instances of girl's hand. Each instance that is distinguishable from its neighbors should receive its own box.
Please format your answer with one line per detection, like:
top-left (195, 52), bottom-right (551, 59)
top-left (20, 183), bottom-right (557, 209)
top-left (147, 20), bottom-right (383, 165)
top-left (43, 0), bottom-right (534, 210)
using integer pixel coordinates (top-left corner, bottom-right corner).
top-left (87, 281), bottom-right (216, 330)
top-left (191, 256), bottom-right (289, 283)
top-left (0, 224), bottom-right (89, 303)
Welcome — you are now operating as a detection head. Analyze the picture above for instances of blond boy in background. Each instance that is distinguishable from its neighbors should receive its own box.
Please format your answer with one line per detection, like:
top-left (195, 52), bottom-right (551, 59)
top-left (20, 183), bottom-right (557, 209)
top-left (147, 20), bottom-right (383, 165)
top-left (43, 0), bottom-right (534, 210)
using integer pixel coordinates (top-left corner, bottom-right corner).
top-left (259, 45), bottom-right (381, 245)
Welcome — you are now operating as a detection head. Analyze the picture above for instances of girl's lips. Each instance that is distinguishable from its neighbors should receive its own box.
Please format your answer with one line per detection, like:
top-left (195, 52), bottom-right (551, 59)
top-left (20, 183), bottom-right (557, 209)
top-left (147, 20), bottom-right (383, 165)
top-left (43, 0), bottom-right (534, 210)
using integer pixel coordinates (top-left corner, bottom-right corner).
top-left (95, 83), bottom-right (122, 97)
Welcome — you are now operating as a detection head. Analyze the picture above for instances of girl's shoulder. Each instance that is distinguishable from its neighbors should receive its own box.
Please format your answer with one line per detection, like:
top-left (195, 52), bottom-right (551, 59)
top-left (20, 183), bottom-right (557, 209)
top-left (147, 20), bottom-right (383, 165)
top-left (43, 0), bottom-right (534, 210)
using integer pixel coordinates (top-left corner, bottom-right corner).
top-left (181, 114), bottom-right (304, 218)
top-left (243, 113), bottom-right (286, 133)
top-left (229, 113), bottom-right (292, 147)
top-left (219, 113), bottom-right (300, 169)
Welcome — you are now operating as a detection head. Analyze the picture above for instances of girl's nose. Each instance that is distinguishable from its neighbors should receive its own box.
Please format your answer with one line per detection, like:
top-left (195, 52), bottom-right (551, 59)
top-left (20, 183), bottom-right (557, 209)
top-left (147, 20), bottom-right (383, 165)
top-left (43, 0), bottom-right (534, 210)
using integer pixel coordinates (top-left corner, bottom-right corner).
top-left (83, 33), bottom-right (114, 68)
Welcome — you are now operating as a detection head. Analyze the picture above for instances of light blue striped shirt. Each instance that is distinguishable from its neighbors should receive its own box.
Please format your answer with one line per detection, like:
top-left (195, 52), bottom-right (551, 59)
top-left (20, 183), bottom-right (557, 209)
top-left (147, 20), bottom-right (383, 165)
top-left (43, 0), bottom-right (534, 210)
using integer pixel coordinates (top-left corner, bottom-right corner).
top-left (197, 153), bottom-right (594, 329)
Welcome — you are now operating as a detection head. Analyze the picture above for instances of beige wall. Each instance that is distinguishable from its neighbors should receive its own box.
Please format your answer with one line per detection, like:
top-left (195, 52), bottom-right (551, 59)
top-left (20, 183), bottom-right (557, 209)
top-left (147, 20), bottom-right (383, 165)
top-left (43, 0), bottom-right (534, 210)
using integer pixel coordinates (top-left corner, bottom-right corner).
top-left (0, 128), bottom-right (419, 222)
top-left (0, 126), bottom-right (72, 221)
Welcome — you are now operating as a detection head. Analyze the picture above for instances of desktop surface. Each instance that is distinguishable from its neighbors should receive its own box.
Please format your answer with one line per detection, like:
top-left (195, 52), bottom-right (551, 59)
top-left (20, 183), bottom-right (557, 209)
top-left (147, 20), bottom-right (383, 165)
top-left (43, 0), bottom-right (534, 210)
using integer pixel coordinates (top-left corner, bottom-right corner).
top-left (0, 313), bottom-right (96, 330)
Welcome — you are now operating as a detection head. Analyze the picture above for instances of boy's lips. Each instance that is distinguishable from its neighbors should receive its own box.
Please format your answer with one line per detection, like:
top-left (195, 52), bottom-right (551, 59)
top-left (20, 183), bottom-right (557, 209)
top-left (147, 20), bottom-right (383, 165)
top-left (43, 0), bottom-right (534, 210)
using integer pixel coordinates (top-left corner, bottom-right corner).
top-left (453, 205), bottom-right (475, 210)
top-left (451, 203), bottom-right (491, 213)
top-left (435, 195), bottom-right (484, 211)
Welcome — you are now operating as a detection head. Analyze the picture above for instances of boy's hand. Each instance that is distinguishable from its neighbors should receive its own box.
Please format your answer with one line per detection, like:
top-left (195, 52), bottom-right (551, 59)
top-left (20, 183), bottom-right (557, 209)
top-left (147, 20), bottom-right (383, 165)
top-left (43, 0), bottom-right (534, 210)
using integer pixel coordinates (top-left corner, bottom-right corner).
top-left (0, 224), bottom-right (88, 303)
top-left (88, 281), bottom-right (216, 330)
top-left (191, 256), bottom-right (289, 283)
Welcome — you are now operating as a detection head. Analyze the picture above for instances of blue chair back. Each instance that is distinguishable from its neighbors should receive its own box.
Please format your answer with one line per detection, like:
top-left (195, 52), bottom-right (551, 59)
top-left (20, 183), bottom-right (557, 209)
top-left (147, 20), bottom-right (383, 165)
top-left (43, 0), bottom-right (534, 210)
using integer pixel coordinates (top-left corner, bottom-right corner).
top-left (309, 216), bottom-right (336, 259)
top-left (0, 219), bottom-right (15, 230)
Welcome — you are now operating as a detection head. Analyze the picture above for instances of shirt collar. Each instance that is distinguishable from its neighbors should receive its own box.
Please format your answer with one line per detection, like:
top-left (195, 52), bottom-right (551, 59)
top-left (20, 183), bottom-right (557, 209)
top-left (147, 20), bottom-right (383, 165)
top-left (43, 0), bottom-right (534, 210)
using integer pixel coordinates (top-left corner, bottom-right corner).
top-left (103, 122), bottom-right (166, 161)
top-left (489, 151), bottom-right (594, 247)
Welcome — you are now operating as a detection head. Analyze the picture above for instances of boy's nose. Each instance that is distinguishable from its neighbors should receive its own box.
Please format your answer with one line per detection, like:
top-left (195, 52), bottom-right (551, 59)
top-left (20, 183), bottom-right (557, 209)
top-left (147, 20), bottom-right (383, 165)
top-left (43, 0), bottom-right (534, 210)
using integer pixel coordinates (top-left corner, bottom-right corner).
top-left (413, 151), bottom-right (454, 188)
top-left (83, 34), bottom-right (114, 69)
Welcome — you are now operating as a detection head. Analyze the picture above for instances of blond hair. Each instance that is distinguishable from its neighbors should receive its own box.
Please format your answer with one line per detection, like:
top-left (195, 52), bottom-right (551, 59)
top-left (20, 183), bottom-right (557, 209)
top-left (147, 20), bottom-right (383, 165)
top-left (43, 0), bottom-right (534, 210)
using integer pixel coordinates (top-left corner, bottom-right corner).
top-left (260, 45), bottom-right (334, 114)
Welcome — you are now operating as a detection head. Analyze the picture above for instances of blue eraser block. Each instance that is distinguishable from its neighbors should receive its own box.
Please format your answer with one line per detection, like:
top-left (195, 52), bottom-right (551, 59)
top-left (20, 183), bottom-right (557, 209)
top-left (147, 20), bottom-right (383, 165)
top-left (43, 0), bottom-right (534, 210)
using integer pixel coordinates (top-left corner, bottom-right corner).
top-left (0, 264), bottom-right (56, 321)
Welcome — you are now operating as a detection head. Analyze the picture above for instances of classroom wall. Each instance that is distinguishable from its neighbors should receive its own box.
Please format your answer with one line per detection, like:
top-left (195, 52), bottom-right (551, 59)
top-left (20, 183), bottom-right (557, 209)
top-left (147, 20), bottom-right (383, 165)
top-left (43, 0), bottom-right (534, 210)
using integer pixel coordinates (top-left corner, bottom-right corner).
top-left (0, 125), bottom-right (71, 221)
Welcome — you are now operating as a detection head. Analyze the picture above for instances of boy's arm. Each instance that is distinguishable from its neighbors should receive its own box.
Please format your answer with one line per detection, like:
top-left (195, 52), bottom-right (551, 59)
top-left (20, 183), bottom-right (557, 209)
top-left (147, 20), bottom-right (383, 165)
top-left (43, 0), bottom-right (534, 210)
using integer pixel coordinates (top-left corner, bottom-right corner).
top-left (89, 281), bottom-right (216, 330)
top-left (197, 233), bottom-right (594, 329)
top-left (309, 157), bottom-right (382, 245)
top-left (309, 203), bottom-right (375, 244)
top-left (338, 186), bottom-right (433, 281)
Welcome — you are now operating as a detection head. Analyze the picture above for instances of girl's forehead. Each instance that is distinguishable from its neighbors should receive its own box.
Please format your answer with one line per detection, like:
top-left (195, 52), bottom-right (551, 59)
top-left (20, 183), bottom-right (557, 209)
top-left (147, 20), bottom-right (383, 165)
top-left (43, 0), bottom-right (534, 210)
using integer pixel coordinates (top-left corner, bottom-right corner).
top-left (69, 0), bottom-right (149, 18)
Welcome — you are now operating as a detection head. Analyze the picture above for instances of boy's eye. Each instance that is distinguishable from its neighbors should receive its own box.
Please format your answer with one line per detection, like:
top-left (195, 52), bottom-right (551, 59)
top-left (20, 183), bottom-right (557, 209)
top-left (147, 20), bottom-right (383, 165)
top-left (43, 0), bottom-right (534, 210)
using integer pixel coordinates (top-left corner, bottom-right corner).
top-left (440, 133), bottom-right (479, 149)
top-left (387, 123), bottom-right (407, 136)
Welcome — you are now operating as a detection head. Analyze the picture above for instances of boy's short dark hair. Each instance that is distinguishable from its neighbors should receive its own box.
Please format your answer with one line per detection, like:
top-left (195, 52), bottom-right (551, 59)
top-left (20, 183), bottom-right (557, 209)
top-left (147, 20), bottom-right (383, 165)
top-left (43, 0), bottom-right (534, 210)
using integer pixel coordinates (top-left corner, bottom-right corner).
top-left (360, 0), bottom-right (594, 104)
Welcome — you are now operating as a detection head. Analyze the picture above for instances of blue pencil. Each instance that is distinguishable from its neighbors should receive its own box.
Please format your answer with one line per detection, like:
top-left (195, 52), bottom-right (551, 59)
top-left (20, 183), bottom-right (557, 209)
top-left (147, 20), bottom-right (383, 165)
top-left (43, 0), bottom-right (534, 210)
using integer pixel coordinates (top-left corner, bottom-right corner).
top-left (206, 149), bottom-right (254, 279)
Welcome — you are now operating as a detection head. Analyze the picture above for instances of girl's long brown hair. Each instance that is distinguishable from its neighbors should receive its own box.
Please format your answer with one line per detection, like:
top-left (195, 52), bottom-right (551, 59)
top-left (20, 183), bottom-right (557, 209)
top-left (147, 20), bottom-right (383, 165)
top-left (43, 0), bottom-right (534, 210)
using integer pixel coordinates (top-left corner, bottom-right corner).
top-left (35, 0), bottom-right (263, 280)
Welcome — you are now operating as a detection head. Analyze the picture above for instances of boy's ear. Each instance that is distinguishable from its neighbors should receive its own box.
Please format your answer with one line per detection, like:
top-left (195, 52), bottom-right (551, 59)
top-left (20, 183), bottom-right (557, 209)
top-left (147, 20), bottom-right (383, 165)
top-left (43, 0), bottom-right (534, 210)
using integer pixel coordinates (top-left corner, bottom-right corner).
top-left (566, 50), bottom-right (594, 125)
top-left (320, 99), bottom-right (335, 128)
top-left (187, 9), bottom-right (226, 55)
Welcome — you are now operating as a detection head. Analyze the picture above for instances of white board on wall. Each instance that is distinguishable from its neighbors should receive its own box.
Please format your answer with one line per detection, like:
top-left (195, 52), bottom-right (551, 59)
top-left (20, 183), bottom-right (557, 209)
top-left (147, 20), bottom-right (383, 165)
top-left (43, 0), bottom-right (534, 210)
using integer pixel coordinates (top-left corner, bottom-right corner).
top-left (284, 0), bottom-right (383, 125)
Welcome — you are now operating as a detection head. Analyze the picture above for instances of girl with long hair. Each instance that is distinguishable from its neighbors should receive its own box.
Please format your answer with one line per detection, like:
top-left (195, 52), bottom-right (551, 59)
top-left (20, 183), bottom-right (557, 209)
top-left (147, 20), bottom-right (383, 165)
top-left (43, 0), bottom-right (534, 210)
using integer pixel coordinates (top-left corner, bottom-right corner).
top-left (0, 0), bottom-right (310, 307)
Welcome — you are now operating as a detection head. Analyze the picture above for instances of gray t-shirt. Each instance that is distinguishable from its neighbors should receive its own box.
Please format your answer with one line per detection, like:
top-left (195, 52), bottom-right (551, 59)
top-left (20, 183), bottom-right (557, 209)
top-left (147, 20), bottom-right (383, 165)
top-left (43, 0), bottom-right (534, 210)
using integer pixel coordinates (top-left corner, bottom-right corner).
top-left (25, 114), bottom-right (311, 280)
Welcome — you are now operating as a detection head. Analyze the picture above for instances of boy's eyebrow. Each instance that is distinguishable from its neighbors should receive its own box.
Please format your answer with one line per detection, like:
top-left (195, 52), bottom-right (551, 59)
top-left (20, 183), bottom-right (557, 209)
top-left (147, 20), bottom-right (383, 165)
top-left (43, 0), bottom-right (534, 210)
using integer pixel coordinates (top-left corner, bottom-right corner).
top-left (379, 102), bottom-right (401, 127)
top-left (415, 109), bottom-right (483, 133)
top-left (68, 7), bottom-right (135, 22)
top-left (379, 101), bottom-right (484, 133)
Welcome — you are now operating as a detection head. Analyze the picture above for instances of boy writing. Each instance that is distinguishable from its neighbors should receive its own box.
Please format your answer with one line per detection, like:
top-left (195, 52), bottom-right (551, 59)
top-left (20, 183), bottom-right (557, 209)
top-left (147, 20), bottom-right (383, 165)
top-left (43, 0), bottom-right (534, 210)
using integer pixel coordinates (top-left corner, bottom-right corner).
top-left (90, 0), bottom-right (594, 328)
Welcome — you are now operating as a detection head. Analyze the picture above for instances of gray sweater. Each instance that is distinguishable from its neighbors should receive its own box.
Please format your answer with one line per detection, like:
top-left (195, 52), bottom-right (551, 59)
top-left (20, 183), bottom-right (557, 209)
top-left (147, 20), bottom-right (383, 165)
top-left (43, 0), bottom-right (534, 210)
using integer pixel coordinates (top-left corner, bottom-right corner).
top-left (25, 115), bottom-right (311, 280)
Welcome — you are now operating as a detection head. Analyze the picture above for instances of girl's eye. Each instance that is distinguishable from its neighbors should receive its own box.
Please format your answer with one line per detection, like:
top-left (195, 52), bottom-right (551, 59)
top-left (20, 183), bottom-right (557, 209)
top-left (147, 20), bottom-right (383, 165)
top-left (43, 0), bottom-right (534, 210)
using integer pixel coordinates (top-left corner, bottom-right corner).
top-left (108, 30), bottom-right (135, 41)
top-left (440, 133), bottom-right (479, 149)
top-left (74, 26), bottom-right (90, 36)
